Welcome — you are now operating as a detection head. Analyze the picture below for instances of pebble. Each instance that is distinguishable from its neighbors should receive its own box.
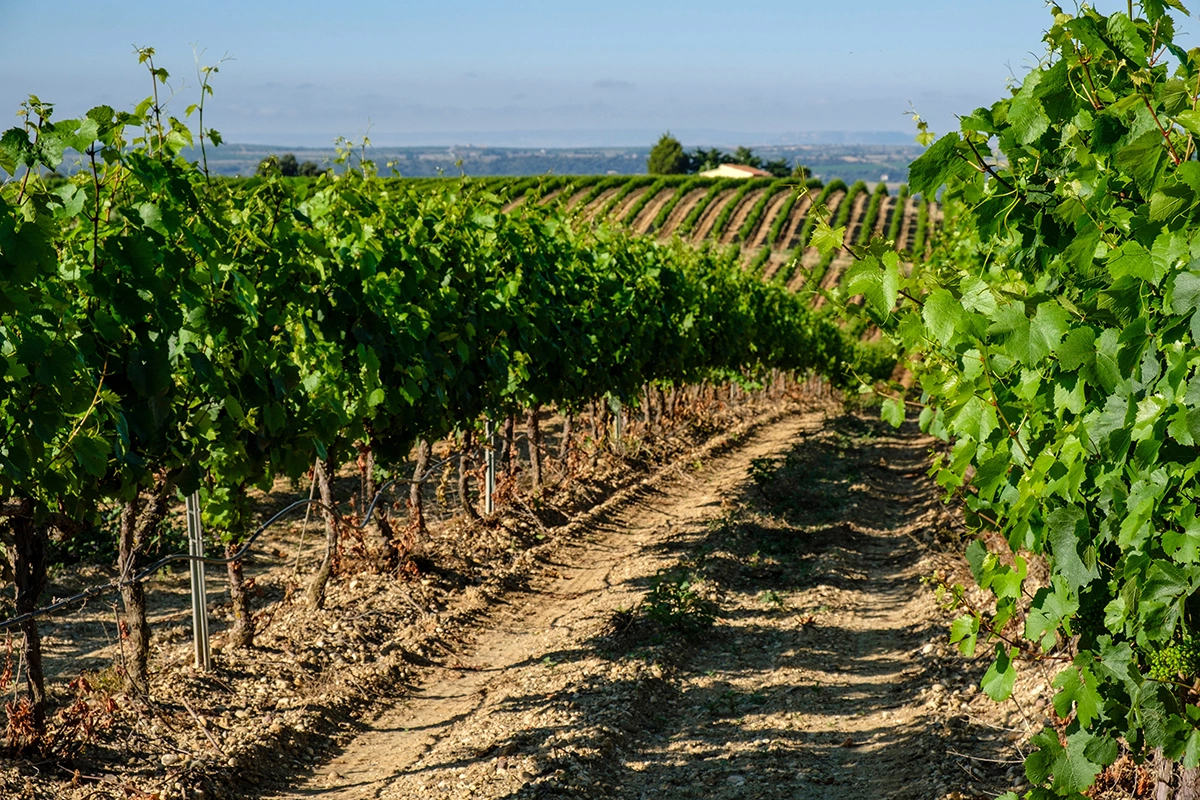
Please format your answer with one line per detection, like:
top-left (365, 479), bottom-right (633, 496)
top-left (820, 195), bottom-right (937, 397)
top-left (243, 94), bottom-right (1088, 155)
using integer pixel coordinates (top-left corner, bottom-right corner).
top-left (161, 753), bottom-right (180, 767)
top-left (728, 775), bottom-right (747, 786)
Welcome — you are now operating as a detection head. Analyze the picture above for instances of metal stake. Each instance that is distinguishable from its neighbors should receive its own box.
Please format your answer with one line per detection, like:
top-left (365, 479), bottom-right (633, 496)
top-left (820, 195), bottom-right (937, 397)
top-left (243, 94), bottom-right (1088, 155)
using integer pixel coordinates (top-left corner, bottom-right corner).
top-left (612, 397), bottom-right (624, 451)
top-left (185, 492), bottom-right (211, 671)
top-left (484, 418), bottom-right (496, 515)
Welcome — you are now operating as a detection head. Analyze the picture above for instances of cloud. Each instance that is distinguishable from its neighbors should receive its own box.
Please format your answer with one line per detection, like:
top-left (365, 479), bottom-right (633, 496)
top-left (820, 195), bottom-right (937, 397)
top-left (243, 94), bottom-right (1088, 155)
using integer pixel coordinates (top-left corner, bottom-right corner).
top-left (593, 79), bottom-right (635, 92)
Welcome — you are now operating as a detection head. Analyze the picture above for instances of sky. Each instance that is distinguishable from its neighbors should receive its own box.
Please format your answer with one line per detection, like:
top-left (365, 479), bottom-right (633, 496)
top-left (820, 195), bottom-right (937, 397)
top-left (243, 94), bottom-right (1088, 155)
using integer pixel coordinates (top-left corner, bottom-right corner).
top-left (0, 1), bottom-right (1192, 148)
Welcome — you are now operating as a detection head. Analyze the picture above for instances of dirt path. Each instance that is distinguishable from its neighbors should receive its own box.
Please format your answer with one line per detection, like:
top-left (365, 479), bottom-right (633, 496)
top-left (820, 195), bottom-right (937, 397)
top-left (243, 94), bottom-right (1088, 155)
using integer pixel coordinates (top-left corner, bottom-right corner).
top-left (657, 187), bottom-right (707, 240)
top-left (271, 411), bottom-right (1019, 800)
top-left (777, 194), bottom-right (814, 250)
top-left (787, 247), bottom-right (824, 292)
top-left (610, 186), bottom-right (651, 224)
top-left (717, 187), bottom-right (769, 244)
top-left (897, 195), bottom-right (918, 253)
top-left (536, 186), bottom-right (569, 206)
top-left (562, 187), bottom-right (592, 210)
top-left (631, 186), bottom-right (679, 234)
top-left (749, 189), bottom-right (796, 249)
top-left (582, 187), bottom-right (621, 221)
top-left (690, 188), bottom-right (737, 243)
top-left (874, 195), bottom-right (894, 239)
top-left (839, 191), bottom-right (871, 251)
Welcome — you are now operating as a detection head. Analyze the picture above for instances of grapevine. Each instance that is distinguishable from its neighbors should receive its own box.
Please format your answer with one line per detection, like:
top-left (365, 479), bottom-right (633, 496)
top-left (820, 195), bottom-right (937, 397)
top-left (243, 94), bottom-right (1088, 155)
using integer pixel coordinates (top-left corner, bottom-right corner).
top-left (0, 81), bottom-right (884, 738)
top-left (824, 2), bottom-right (1200, 794)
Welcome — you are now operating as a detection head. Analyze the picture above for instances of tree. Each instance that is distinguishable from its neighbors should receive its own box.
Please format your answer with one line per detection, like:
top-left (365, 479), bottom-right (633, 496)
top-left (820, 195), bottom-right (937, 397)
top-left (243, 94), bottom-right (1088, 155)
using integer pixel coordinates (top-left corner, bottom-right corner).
top-left (257, 153), bottom-right (300, 177)
top-left (647, 132), bottom-right (689, 175)
top-left (733, 146), bottom-right (763, 168)
top-left (763, 158), bottom-right (791, 178)
top-left (278, 153), bottom-right (299, 177)
top-left (688, 147), bottom-right (733, 173)
top-left (298, 160), bottom-right (323, 177)
top-left (791, 163), bottom-right (811, 180)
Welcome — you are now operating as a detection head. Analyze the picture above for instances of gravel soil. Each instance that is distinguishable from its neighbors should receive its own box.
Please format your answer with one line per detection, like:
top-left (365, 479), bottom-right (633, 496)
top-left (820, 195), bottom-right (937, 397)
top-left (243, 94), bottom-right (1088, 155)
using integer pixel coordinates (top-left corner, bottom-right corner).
top-left (0, 399), bottom-right (1116, 800)
top-left (268, 413), bottom-right (1056, 800)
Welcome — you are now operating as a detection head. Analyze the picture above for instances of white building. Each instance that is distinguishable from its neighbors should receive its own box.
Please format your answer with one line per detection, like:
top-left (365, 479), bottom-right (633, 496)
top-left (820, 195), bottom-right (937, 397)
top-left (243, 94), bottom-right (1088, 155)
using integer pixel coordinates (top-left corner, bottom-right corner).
top-left (699, 163), bottom-right (774, 179)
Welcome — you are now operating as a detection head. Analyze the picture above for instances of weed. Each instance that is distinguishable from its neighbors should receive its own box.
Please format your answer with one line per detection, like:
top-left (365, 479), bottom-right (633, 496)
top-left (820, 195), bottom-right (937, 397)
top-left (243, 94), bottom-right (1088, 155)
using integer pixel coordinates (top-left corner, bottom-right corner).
top-left (603, 606), bottom-right (638, 638)
top-left (749, 456), bottom-right (781, 487)
top-left (758, 590), bottom-right (786, 609)
top-left (643, 568), bottom-right (718, 637)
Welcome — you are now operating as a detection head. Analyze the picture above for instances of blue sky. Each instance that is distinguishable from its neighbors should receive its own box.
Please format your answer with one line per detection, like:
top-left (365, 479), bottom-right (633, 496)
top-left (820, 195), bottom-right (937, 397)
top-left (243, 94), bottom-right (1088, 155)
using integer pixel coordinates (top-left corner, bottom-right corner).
top-left (0, 1), bottom-right (1191, 147)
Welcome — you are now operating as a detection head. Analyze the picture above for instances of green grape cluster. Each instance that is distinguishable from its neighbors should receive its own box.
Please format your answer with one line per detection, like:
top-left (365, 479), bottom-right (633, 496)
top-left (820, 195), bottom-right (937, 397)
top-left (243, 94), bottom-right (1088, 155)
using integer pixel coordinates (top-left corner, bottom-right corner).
top-left (1148, 637), bottom-right (1200, 683)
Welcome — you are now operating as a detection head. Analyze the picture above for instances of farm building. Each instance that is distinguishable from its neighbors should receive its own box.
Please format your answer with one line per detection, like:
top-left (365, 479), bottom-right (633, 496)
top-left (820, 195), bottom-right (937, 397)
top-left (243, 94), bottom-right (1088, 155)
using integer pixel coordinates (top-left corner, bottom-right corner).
top-left (698, 163), bottom-right (773, 179)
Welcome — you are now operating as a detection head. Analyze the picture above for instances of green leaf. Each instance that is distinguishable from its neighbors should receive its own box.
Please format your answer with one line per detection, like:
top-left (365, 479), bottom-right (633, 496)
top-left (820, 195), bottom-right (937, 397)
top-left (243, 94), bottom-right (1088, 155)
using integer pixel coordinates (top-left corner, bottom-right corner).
top-left (908, 133), bottom-right (973, 197)
top-left (950, 614), bottom-right (979, 657)
top-left (923, 289), bottom-right (965, 346)
top-left (1172, 270), bottom-right (1200, 315)
top-left (881, 396), bottom-right (905, 427)
top-left (989, 301), bottom-right (1066, 366)
top-left (264, 403), bottom-right (286, 435)
top-left (982, 644), bottom-right (1016, 701)
top-left (1046, 506), bottom-right (1099, 593)
top-left (1178, 109), bottom-right (1200, 138)
top-left (1095, 636), bottom-right (1138, 689)
top-left (70, 435), bottom-right (111, 478)
top-left (1084, 733), bottom-right (1119, 769)
top-left (1116, 130), bottom-right (1169, 198)
top-left (810, 221), bottom-right (844, 257)
top-left (965, 539), bottom-right (988, 584)
top-left (1163, 505), bottom-right (1200, 563)
top-left (139, 202), bottom-right (168, 237)
top-left (224, 395), bottom-right (245, 424)
top-left (1137, 683), bottom-right (1171, 747)
top-left (1150, 185), bottom-right (1194, 222)
top-left (843, 251), bottom-right (901, 317)
top-left (1052, 665), bottom-right (1103, 727)
top-left (1089, 328), bottom-right (1122, 393)
top-left (1059, 327), bottom-right (1096, 371)
top-left (1026, 729), bottom-right (1104, 793)
top-left (1026, 577), bottom-right (1080, 651)
top-left (1108, 241), bottom-right (1155, 282)
top-left (1031, 301), bottom-right (1070, 358)
top-left (0, 127), bottom-right (35, 172)
top-left (1107, 12), bottom-right (1148, 67)
top-left (1009, 69), bottom-right (1051, 145)
top-left (953, 395), bottom-right (999, 442)
top-left (1184, 729), bottom-right (1200, 769)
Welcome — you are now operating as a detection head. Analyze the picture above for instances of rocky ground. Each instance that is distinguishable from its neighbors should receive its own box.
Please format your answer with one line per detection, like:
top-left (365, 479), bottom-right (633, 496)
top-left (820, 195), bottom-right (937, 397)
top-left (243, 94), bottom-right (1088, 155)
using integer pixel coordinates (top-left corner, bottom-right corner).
top-left (0, 394), bottom-right (1147, 799)
top-left (267, 410), bottom-right (1046, 800)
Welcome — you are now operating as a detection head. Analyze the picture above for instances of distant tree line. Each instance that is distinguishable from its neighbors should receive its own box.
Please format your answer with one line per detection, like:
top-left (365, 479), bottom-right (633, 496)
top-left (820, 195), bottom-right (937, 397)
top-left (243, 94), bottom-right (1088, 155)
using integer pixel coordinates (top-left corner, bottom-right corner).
top-left (257, 153), bottom-right (326, 178)
top-left (647, 132), bottom-right (807, 179)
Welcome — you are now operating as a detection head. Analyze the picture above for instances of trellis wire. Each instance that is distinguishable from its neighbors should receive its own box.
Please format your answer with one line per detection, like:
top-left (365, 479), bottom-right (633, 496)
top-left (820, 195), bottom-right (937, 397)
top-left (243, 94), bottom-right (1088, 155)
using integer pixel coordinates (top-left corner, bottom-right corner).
top-left (0, 451), bottom-right (462, 633)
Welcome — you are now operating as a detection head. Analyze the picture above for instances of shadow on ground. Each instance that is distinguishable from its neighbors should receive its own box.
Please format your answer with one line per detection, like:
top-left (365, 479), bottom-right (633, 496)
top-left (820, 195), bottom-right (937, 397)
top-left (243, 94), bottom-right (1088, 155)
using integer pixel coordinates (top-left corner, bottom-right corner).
top-left (396, 413), bottom-right (1020, 800)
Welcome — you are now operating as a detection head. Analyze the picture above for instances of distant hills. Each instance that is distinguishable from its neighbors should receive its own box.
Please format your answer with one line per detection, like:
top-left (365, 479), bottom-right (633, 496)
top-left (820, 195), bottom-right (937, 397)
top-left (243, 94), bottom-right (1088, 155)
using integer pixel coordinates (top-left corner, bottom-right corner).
top-left (191, 142), bottom-right (925, 184)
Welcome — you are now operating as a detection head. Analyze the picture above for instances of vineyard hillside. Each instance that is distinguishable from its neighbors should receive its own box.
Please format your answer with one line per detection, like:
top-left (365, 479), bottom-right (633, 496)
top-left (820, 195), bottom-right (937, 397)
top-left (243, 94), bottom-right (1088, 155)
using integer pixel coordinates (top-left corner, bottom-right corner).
top-left (448, 175), bottom-right (939, 290)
